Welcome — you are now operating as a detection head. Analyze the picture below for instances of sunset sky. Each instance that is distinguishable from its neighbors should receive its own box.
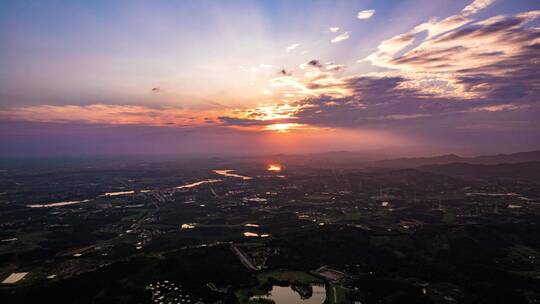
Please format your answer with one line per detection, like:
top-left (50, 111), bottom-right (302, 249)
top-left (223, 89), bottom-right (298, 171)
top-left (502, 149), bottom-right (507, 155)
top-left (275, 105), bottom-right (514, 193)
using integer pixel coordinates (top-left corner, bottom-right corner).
top-left (1, 0), bottom-right (539, 156)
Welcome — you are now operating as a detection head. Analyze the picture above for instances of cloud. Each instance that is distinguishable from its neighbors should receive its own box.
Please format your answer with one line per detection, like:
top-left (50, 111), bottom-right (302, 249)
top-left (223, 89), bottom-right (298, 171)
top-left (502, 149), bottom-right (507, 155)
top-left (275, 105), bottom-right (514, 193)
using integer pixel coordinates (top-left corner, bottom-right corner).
top-left (240, 66), bottom-right (262, 72)
top-left (461, 0), bottom-right (496, 17)
top-left (365, 0), bottom-right (499, 68)
top-left (363, 32), bottom-right (417, 64)
top-left (413, 14), bottom-right (472, 39)
top-left (331, 31), bottom-right (350, 43)
top-left (286, 43), bottom-right (300, 52)
top-left (259, 64), bottom-right (273, 68)
top-left (269, 60), bottom-right (351, 100)
top-left (219, 75), bottom-right (437, 130)
top-left (19, 9), bottom-right (534, 140)
top-left (279, 69), bottom-right (292, 76)
top-left (329, 27), bottom-right (340, 32)
top-left (357, 9), bottom-right (375, 20)
top-left (307, 59), bottom-right (323, 68)
top-left (219, 72), bottom-right (538, 143)
top-left (325, 63), bottom-right (345, 72)
top-left (469, 104), bottom-right (528, 113)
top-left (364, 8), bottom-right (540, 100)
top-left (218, 6), bottom-right (540, 138)
top-left (406, 0), bottom-right (496, 40)
top-left (0, 104), bottom-right (226, 127)
top-left (152, 87), bottom-right (160, 92)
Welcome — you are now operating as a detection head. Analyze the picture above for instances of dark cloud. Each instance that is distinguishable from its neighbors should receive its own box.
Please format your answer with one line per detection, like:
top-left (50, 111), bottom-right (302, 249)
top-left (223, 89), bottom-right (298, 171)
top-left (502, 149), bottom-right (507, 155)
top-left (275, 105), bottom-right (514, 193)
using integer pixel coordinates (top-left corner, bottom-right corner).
top-left (438, 17), bottom-right (526, 43)
top-left (279, 69), bottom-right (291, 76)
top-left (219, 67), bottom-right (537, 139)
top-left (289, 76), bottom-right (456, 128)
top-left (307, 59), bottom-right (323, 68)
top-left (216, 13), bottom-right (540, 137)
top-left (152, 87), bottom-right (160, 92)
top-left (218, 116), bottom-right (293, 127)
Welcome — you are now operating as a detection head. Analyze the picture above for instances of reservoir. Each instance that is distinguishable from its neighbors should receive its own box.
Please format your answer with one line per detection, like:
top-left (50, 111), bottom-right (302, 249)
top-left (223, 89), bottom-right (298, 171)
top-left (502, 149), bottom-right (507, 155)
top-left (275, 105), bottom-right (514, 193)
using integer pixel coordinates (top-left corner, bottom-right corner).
top-left (252, 284), bottom-right (326, 304)
top-left (27, 199), bottom-right (90, 208)
top-left (176, 179), bottom-right (222, 189)
top-left (213, 169), bottom-right (253, 180)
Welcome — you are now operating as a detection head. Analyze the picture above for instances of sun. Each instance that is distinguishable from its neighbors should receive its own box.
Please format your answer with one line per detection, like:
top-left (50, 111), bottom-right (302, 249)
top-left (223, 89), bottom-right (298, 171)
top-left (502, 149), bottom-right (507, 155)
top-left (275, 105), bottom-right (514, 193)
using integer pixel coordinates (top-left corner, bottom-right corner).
top-left (267, 164), bottom-right (282, 171)
top-left (265, 123), bottom-right (303, 133)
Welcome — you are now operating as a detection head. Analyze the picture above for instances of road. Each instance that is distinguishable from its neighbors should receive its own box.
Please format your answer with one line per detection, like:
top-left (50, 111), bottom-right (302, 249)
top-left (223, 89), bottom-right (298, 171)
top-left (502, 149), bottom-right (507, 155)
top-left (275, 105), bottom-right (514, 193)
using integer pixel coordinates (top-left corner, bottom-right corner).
top-left (230, 244), bottom-right (260, 271)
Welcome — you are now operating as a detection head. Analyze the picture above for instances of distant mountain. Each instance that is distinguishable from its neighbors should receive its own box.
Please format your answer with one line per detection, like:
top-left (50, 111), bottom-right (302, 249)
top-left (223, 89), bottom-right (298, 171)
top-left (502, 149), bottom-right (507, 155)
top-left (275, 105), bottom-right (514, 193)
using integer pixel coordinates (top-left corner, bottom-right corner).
top-left (418, 161), bottom-right (540, 182)
top-left (372, 150), bottom-right (540, 169)
top-left (471, 151), bottom-right (540, 165)
top-left (264, 150), bottom-right (398, 168)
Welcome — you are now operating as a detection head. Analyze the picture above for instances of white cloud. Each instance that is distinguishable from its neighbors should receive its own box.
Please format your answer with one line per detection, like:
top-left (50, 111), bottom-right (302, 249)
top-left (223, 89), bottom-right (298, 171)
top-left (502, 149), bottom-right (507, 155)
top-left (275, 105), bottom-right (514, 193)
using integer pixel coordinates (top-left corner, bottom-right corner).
top-left (364, 0), bottom-right (508, 67)
top-left (365, 32), bottom-right (416, 62)
top-left (286, 43), bottom-right (300, 52)
top-left (259, 64), bottom-right (273, 69)
top-left (329, 27), bottom-right (340, 32)
top-left (331, 32), bottom-right (350, 43)
top-left (461, 0), bottom-right (495, 17)
top-left (363, 9), bottom-right (540, 100)
top-left (357, 9), bottom-right (375, 19)
top-left (414, 14), bottom-right (471, 39)
top-left (471, 104), bottom-right (526, 112)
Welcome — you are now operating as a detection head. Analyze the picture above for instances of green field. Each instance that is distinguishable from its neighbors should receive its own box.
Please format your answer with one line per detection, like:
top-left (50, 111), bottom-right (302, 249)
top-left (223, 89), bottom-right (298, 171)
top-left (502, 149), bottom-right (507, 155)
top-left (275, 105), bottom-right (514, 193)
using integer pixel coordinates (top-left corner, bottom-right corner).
top-left (258, 270), bottom-right (321, 284)
top-left (327, 285), bottom-right (348, 304)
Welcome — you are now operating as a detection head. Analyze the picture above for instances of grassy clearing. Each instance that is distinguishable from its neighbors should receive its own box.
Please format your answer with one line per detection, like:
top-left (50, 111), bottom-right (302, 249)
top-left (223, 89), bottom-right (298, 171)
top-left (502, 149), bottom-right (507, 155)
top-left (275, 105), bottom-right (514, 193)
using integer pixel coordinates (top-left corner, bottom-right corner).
top-left (258, 270), bottom-right (321, 284)
top-left (327, 285), bottom-right (348, 304)
top-left (121, 209), bottom-right (150, 222)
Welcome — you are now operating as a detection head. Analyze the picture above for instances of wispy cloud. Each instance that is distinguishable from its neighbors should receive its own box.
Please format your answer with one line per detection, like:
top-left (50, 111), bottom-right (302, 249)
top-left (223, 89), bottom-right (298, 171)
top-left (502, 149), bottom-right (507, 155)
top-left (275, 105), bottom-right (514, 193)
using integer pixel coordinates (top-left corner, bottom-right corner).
top-left (0, 104), bottom-right (226, 127)
top-left (461, 0), bottom-right (496, 17)
top-left (286, 43), bottom-right (300, 52)
top-left (470, 104), bottom-right (528, 113)
top-left (240, 65), bottom-right (268, 72)
top-left (331, 31), bottom-right (350, 43)
top-left (363, 0), bottom-right (540, 100)
top-left (328, 27), bottom-right (340, 32)
top-left (357, 9), bottom-right (375, 20)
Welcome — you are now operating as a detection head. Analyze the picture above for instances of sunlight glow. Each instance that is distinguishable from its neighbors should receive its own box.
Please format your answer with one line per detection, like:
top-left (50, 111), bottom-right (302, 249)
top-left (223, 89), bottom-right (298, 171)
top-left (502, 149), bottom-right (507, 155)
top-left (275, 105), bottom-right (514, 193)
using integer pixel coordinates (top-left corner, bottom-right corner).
top-left (248, 103), bottom-right (299, 121)
top-left (267, 164), bottom-right (282, 172)
top-left (265, 123), bottom-right (304, 133)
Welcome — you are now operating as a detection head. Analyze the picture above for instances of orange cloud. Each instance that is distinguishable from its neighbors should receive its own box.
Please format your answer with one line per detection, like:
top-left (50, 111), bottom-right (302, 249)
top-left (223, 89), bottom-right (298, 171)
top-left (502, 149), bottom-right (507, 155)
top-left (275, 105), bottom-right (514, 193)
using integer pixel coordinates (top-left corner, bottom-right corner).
top-left (0, 104), bottom-right (225, 127)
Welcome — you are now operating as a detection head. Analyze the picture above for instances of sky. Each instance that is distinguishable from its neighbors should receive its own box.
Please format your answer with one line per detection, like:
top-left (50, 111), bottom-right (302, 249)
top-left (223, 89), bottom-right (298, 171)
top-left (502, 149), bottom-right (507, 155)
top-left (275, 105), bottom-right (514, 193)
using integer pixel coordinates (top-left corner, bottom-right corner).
top-left (0, 0), bottom-right (539, 156)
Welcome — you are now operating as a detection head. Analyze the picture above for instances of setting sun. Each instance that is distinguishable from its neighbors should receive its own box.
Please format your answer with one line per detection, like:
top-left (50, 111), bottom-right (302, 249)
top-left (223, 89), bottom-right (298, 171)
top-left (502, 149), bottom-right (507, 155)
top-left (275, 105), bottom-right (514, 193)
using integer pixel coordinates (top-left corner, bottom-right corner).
top-left (267, 164), bottom-right (282, 172)
top-left (265, 123), bottom-right (304, 133)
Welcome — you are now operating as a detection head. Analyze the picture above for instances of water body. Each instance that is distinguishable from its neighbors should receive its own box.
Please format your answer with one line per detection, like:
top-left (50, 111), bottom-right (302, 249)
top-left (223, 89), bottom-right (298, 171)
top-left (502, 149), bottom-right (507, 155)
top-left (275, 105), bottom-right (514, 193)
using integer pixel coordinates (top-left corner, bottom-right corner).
top-left (27, 199), bottom-right (90, 208)
top-left (2, 272), bottom-right (28, 284)
top-left (465, 192), bottom-right (519, 197)
top-left (213, 170), bottom-right (252, 180)
top-left (252, 284), bottom-right (326, 304)
top-left (104, 191), bottom-right (135, 196)
top-left (176, 179), bottom-right (222, 189)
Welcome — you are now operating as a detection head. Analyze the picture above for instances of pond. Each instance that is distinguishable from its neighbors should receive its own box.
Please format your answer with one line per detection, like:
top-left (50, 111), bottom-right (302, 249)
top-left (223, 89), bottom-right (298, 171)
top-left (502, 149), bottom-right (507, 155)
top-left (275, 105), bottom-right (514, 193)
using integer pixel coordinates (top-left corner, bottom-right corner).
top-left (251, 284), bottom-right (326, 304)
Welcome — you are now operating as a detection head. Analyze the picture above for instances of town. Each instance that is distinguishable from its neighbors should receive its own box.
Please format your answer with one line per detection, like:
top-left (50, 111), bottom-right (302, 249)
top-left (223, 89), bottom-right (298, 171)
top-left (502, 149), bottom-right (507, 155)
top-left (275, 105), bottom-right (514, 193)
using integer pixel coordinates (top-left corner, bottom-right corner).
top-left (1, 152), bottom-right (540, 303)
